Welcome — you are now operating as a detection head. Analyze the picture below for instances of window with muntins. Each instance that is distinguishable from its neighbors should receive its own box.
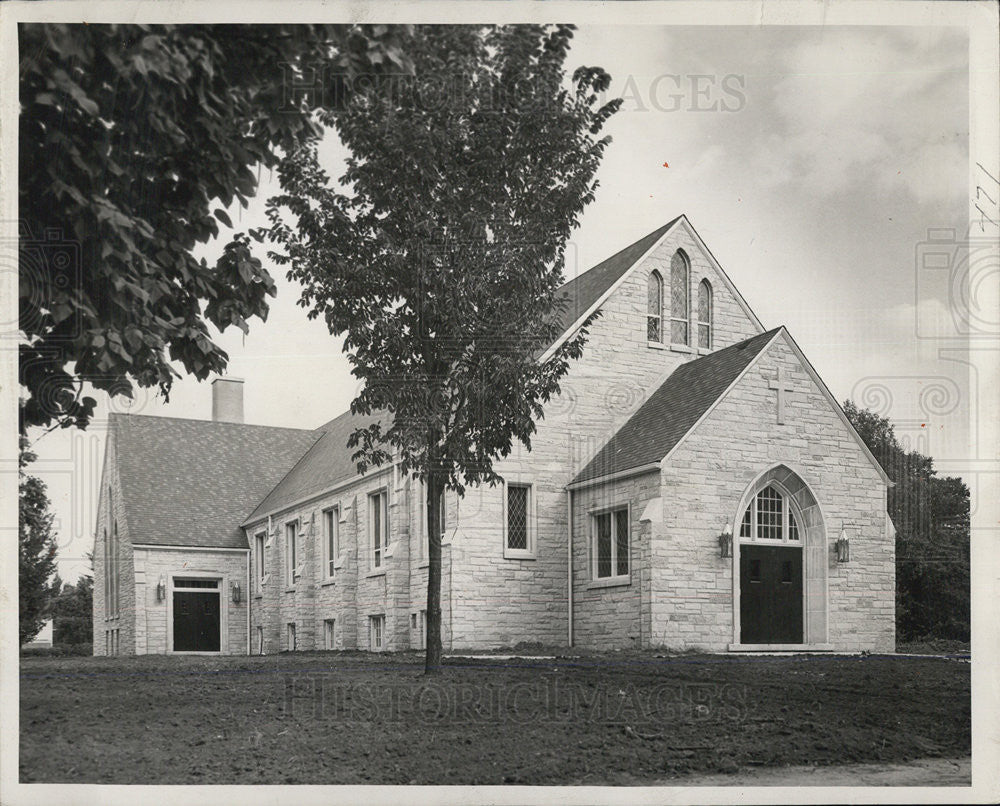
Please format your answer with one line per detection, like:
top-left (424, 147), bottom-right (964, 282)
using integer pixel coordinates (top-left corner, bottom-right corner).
top-left (593, 507), bottom-right (629, 579)
top-left (670, 250), bottom-right (690, 345)
top-left (647, 270), bottom-right (663, 342)
top-left (506, 483), bottom-right (530, 552)
top-left (738, 485), bottom-right (802, 544)
top-left (255, 532), bottom-right (266, 591)
top-left (370, 491), bottom-right (388, 569)
top-left (323, 507), bottom-right (339, 580)
top-left (370, 614), bottom-right (385, 650)
top-left (285, 521), bottom-right (298, 587)
top-left (697, 279), bottom-right (713, 349)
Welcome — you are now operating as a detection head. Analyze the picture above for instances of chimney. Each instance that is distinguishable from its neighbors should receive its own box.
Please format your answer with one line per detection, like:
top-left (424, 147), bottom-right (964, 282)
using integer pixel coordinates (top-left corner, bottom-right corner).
top-left (211, 377), bottom-right (244, 424)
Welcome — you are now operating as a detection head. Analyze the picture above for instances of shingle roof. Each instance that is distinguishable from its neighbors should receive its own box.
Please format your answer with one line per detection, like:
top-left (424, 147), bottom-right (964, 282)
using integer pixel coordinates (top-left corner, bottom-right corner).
top-left (112, 414), bottom-right (320, 549)
top-left (243, 408), bottom-right (392, 524)
top-left (544, 217), bottom-right (681, 352)
top-left (572, 328), bottom-right (783, 485)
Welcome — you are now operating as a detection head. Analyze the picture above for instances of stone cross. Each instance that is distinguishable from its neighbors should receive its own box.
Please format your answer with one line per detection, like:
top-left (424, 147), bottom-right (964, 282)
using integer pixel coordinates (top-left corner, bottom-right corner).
top-left (768, 367), bottom-right (793, 424)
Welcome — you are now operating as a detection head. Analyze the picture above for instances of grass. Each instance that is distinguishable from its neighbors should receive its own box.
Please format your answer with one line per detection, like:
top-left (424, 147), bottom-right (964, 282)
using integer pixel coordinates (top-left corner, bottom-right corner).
top-left (20, 649), bottom-right (970, 785)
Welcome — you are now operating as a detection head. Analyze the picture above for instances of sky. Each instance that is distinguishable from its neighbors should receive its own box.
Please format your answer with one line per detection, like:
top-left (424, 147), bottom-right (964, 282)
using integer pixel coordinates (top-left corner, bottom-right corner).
top-left (25, 24), bottom-right (974, 584)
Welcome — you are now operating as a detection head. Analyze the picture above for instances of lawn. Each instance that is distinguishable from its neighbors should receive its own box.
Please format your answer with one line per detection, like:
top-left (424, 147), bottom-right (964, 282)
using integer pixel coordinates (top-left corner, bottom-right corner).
top-left (19, 650), bottom-right (970, 785)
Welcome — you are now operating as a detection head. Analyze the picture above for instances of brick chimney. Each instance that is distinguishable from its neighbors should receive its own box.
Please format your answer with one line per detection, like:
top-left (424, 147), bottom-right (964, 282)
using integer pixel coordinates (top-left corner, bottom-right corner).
top-left (211, 377), bottom-right (244, 424)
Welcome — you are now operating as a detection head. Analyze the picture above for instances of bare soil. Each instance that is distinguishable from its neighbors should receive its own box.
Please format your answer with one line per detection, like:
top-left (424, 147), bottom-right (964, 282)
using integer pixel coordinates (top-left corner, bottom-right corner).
top-left (19, 650), bottom-right (970, 785)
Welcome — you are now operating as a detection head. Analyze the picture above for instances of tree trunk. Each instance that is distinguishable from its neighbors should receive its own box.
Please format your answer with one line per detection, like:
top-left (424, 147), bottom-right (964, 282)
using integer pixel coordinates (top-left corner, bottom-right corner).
top-left (424, 454), bottom-right (444, 675)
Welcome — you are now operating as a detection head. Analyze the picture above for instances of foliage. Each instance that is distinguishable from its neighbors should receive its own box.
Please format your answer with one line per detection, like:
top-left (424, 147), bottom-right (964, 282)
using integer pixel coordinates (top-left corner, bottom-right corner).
top-left (18, 23), bottom-right (413, 433)
top-left (268, 25), bottom-right (621, 670)
top-left (843, 401), bottom-right (970, 641)
top-left (21, 643), bottom-right (93, 658)
top-left (19, 437), bottom-right (60, 645)
top-left (52, 571), bottom-right (94, 645)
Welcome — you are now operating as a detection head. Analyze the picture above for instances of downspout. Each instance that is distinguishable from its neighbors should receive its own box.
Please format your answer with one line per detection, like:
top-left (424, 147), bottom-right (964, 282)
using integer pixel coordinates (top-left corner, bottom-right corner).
top-left (566, 488), bottom-right (573, 647)
top-left (246, 541), bottom-right (251, 655)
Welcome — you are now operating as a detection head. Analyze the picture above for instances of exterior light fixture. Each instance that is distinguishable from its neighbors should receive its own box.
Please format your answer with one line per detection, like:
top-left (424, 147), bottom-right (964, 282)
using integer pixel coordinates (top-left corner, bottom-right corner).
top-left (718, 523), bottom-right (733, 558)
top-left (232, 581), bottom-right (242, 604)
top-left (836, 529), bottom-right (851, 563)
top-left (156, 575), bottom-right (166, 602)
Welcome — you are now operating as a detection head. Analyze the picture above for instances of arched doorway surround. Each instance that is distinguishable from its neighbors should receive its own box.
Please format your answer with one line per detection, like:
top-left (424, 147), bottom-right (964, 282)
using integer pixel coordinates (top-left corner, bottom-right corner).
top-left (731, 464), bottom-right (828, 647)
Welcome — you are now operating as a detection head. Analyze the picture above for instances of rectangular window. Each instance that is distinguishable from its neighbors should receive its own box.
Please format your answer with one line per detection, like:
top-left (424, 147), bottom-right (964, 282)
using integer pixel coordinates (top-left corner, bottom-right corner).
top-left (436, 488), bottom-right (447, 542)
top-left (369, 491), bottom-right (388, 569)
top-left (105, 630), bottom-right (110, 655)
top-left (324, 619), bottom-right (336, 650)
top-left (174, 578), bottom-right (219, 589)
top-left (255, 532), bottom-right (266, 591)
top-left (592, 507), bottom-right (630, 580)
top-left (285, 521), bottom-right (298, 587)
top-left (287, 622), bottom-right (296, 651)
top-left (256, 626), bottom-right (264, 655)
top-left (369, 614), bottom-right (385, 651)
top-left (103, 529), bottom-right (110, 618)
top-left (505, 483), bottom-right (532, 554)
top-left (323, 507), bottom-right (339, 580)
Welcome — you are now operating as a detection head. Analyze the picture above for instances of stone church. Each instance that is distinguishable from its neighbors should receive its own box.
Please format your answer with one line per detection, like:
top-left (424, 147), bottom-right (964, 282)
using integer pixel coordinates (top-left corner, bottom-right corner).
top-left (92, 215), bottom-right (895, 657)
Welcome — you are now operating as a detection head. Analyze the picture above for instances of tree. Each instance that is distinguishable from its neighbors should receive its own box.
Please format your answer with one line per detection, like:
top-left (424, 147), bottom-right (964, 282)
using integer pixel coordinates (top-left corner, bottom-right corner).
top-left (269, 25), bottom-right (621, 672)
top-left (18, 23), bottom-right (413, 433)
top-left (51, 571), bottom-right (94, 646)
top-left (19, 438), bottom-right (60, 645)
top-left (843, 401), bottom-right (970, 642)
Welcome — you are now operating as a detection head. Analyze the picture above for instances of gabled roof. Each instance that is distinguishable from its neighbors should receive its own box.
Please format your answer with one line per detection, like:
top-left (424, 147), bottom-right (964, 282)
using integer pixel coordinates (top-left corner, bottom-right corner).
top-left (112, 414), bottom-right (320, 549)
top-left (243, 408), bottom-right (392, 524)
top-left (543, 216), bottom-right (681, 350)
top-left (541, 215), bottom-right (764, 361)
top-left (571, 328), bottom-right (783, 485)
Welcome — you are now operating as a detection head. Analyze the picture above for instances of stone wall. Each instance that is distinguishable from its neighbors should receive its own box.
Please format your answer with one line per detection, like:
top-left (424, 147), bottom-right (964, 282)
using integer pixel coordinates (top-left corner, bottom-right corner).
top-left (92, 427), bottom-right (135, 655)
top-left (652, 333), bottom-right (893, 652)
top-left (133, 547), bottom-right (249, 654)
top-left (570, 471), bottom-right (660, 649)
top-left (448, 219), bottom-right (763, 649)
top-left (247, 467), bottom-right (454, 653)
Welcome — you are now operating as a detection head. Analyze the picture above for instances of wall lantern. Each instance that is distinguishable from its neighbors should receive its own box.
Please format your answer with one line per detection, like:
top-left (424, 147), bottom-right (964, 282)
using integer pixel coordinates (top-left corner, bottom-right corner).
top-left (156, 575), bottom-right (166, 602)
top-left (718, 523), bottom-right (733, 558)
top-left (232, 581), bottom-right (242, 604)
top-left (836, 529), bottom-right (851, 563)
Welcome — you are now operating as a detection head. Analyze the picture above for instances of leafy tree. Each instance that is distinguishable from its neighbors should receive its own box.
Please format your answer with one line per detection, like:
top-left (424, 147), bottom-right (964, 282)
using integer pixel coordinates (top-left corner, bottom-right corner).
top-left (844, 401), bottom-right (970, 642)
top-left (269, 24), bottom-right (621, 672)
top-left (18, 23), bottom-right (413, 433)
top-left (19, 438), bottom-right (60, 645)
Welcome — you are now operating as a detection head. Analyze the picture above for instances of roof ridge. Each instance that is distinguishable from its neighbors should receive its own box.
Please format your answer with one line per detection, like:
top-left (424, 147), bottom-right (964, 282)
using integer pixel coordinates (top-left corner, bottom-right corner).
top-left (558, 215), bottom-right (682, 290)
top-left (109, 411), bottom-right (317, 432)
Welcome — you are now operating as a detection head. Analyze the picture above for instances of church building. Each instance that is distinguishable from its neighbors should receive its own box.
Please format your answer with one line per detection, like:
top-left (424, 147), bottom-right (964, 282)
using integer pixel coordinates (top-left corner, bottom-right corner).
top-left (92, 215), bottom-right (895, 656)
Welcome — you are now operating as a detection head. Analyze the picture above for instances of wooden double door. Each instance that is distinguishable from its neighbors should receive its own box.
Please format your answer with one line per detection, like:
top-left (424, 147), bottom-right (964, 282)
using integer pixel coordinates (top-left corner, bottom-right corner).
top-left (740, 544), bottom-right (803, 644)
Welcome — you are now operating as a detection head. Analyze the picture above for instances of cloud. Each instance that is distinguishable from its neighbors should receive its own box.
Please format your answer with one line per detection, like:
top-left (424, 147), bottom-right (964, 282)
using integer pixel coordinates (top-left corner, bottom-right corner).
top-left (752, 27), bottom-right (968, 205)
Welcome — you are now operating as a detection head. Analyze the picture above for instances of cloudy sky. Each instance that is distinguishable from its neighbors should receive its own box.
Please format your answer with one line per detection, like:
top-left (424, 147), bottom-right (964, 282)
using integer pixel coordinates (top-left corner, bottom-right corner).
top-left (28, 24), bottom-right (973, 583)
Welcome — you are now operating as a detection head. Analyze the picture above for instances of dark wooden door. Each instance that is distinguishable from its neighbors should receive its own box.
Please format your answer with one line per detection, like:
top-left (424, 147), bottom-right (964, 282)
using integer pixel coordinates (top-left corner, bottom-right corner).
top-left (173, 591), bottom-right (221, 651)
top-left (740, 544), bottom-right (803, 644)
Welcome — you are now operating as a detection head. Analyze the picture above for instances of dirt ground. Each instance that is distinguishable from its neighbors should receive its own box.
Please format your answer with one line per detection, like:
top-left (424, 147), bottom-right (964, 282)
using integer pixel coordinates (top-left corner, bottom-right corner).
top-left (19, 650), bottom-right (970, 785)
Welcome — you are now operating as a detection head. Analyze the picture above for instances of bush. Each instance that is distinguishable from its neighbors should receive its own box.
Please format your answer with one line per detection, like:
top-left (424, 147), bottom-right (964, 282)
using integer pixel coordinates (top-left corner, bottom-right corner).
top-left (21, 642), bottom-right (93, 657)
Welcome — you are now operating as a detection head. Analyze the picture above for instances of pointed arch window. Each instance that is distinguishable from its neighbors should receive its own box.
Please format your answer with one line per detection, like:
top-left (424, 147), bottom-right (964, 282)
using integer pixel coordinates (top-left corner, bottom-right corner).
top-left (647, 270), bottom-right (664, 342)
top-left (670, 250), bottom-right (690, 345)
top-left (738, 485), bottom-right (801, 543)
top-left (697, 279), bottom-right (713, 349)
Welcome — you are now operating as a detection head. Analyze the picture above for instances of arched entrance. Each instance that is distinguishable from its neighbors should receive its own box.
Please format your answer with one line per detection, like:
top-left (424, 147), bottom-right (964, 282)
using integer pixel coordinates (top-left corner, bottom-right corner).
top-left (732, 465), bottom-right (827, 647)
